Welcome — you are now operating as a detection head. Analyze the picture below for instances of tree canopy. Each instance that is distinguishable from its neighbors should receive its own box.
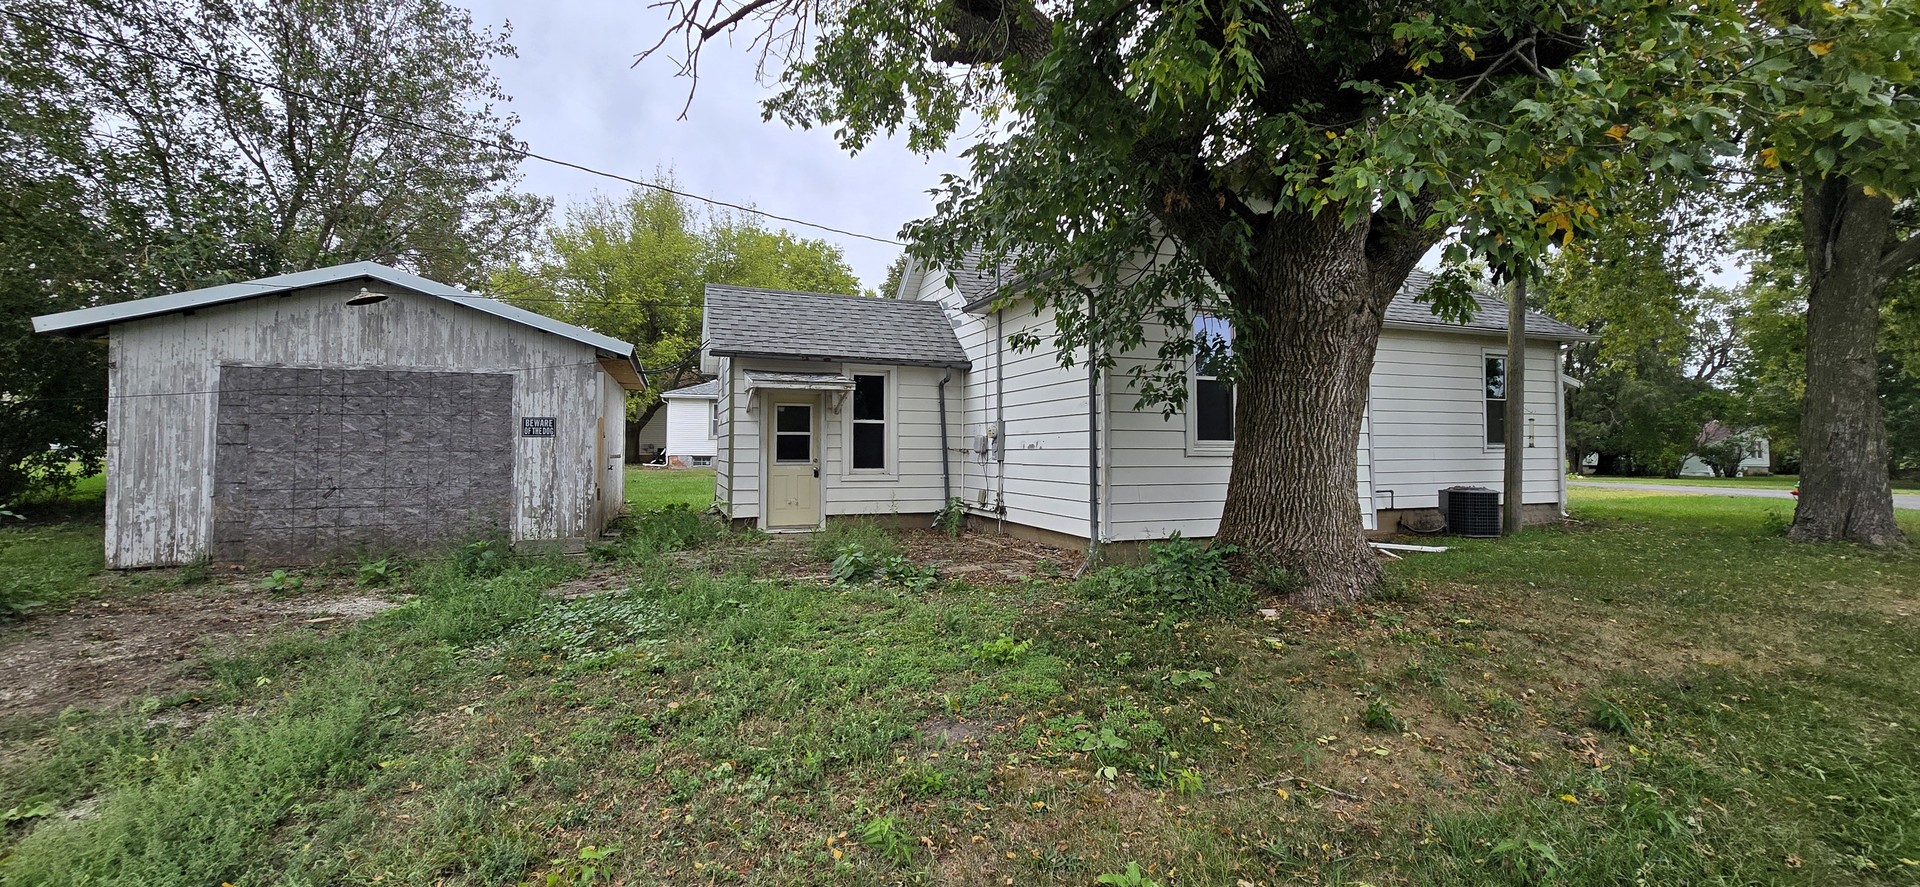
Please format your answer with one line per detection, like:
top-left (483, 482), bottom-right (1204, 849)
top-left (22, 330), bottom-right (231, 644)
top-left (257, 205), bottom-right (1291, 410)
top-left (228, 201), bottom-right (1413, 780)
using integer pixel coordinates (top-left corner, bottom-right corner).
top-left (0, 0), bottom-right (545, 503)
top-left (494, 182), bottom-right (864, 417)
top-left (643, 0), bottom-right (1749, 603)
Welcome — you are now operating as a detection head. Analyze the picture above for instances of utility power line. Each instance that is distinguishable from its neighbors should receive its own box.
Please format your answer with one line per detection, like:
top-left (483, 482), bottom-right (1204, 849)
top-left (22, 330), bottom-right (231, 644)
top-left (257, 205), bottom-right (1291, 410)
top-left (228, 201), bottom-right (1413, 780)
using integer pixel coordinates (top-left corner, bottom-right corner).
top-left (3, 10), bottom-right (903, 247)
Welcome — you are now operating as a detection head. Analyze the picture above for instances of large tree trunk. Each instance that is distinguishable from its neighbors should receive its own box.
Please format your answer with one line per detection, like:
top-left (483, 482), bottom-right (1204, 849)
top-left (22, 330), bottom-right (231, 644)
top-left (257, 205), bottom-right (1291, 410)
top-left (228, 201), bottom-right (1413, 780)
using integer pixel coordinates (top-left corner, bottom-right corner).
top-left (1212, 213), bottom-right (1422, 608)
top-left (1789, 175), bottom-right (1908, 547)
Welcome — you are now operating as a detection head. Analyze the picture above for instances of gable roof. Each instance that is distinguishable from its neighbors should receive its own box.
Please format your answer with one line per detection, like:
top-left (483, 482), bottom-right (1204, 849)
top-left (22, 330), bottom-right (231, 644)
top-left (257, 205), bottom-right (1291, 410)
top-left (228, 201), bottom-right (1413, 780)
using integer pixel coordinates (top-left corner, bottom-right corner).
top-left (1385, 270), bottom-right (1592, 341)
top-left (661, 378), bottom-right (721, 399)
top-left (703, 284), bottom-right (970, 369)
top-left (31, 261), bottom-right (641, 358)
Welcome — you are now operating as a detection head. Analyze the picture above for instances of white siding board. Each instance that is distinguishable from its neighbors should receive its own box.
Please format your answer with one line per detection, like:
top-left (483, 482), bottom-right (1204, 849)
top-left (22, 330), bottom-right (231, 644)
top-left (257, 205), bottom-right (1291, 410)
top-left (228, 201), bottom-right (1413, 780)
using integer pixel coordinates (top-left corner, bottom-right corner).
top-left (665, 397), bottom-right (718, 458)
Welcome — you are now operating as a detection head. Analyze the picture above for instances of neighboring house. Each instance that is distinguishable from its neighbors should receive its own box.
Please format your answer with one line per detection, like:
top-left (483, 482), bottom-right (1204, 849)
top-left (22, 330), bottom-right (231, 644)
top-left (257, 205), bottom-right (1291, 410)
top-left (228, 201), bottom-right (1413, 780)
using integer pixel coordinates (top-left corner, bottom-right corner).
top-left (1681, 422), bottom-right (1772, 477)
top-left (33, 262), bottom-right (643, 568)
top-left (631, 409), bottom-right (668, 463)
top-left (701, 265), bottom-right (1592, 544)
top-left (661, 379), bottom-right (721, 467)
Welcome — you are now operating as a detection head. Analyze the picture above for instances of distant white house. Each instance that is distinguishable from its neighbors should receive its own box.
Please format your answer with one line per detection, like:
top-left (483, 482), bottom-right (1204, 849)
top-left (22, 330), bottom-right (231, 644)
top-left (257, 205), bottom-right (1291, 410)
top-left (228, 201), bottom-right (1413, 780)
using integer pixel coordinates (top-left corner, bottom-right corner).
top-left (661, 379), bottom-right (720, 467)
top-left (1681, 422), bottom-right (1772, 477)
top-left (698, 262), bottom-right (1592, 543)
top-left (632, 410), bottom-right (668, 463)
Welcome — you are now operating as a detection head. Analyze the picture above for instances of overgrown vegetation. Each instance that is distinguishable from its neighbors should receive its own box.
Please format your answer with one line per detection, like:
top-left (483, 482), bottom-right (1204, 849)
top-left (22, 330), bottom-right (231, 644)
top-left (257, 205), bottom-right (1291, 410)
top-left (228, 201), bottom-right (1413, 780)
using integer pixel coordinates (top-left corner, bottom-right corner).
top-left (2, 475), bottom-right (1917, 884)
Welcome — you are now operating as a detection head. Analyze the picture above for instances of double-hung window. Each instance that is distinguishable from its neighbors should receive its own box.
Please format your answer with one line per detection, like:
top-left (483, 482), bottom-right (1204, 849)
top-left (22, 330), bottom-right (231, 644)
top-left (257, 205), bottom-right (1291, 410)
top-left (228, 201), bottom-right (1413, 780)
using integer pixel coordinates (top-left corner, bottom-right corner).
top-left (1192, 315), bottom-right (1235, 448)
top-left (851, 373), bottom-right (887, 471)
top-left (1484, 354), bottom-right (1507, 447)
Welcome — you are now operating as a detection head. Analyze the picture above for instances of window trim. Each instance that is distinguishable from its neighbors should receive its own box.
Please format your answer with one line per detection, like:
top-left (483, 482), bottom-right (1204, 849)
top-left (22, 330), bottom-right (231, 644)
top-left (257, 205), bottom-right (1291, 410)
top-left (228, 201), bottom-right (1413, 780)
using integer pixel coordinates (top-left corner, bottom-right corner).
top-left (1186, 315), bottom-right (1235, 457)
top-left (843, 366), bottom-right (897, 479)
top-left (1483, 349), bottom-right (1508, 451)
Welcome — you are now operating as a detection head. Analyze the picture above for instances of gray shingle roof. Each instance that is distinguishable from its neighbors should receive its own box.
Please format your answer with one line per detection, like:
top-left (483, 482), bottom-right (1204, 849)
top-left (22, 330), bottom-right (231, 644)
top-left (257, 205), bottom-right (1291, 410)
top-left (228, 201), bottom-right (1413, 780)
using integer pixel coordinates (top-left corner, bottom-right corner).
top-left (948, 247), bottom-right (1019, 306)
top-left (704, 284), bottom-right (970, 369)
top-left (661, 378), bottom-right (720, 399)
top-left (1387, 270), bottom-right (1592, 341)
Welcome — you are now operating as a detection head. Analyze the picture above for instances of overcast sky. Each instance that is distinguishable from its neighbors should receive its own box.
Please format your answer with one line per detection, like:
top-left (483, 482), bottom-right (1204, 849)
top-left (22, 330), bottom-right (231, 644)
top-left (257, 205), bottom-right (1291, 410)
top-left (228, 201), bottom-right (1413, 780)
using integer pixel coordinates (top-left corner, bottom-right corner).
top-left (463, 1), bottom-right (964, 292)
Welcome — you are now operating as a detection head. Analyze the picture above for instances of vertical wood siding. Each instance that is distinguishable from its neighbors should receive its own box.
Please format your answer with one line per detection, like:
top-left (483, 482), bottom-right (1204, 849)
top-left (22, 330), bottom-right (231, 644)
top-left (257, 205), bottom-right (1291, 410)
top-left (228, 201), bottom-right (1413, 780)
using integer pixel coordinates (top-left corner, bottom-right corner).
top-left (105, 281), bottom-right (620, 567)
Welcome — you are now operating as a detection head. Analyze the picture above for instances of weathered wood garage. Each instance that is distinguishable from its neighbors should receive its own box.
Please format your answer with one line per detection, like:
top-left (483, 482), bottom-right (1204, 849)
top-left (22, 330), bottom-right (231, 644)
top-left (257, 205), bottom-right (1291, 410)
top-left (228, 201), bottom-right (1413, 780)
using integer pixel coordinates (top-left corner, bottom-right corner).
top-left (34, 262), bottom-right (644, 568)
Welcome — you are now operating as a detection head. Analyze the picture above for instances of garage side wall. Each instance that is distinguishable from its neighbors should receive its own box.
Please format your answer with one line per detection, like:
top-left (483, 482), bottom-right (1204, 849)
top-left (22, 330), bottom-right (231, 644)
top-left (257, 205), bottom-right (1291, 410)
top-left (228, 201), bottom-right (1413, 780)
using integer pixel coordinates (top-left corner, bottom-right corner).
top-left (106, 282), bottom-right (605, 567)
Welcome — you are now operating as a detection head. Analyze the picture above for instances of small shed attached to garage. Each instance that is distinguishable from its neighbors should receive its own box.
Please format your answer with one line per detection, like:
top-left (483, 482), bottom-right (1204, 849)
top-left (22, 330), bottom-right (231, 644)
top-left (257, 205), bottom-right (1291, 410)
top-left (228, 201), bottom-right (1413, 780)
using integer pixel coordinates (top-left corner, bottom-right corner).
top-left (33, 261), bottom-right (644, 568)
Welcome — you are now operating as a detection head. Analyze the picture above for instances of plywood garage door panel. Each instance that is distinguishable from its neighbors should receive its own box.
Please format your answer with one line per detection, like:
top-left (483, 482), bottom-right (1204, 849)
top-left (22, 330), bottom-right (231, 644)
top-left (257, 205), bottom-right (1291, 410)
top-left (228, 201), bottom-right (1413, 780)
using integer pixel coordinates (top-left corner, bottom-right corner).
top-left (210, 366), bottom-right (513, 564)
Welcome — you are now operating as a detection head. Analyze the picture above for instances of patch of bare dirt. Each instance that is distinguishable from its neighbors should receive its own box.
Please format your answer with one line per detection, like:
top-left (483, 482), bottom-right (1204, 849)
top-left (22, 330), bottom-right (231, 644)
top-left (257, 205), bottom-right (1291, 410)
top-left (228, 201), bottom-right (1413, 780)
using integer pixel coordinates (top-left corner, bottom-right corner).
top-left (898, 530), bottom-right (1082, 583)
top-left (0, 586), bottom-right (403, 726)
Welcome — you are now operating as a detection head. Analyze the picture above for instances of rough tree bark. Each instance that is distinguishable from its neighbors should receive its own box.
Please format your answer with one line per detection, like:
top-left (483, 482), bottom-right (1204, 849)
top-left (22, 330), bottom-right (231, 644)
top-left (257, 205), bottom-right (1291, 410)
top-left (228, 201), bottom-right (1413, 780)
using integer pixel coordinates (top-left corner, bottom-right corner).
top-left (1789, 174), bottom-right (1908, 547)
top-left (1206, 210), bottom-right (1432, 607)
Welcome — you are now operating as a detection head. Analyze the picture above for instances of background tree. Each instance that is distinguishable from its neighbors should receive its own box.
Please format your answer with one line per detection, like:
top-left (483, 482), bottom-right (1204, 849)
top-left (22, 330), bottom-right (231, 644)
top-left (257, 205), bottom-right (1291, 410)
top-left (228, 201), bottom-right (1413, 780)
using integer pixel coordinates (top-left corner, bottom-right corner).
top-left (877, 253), bottom-right (910, 298)
top-left (1722, 1), bottom-right (1920, 546)
top-left (642, 0), bottom-right (1741, 605)
top-left (495, 182), bottom-right (863, 426)
top-left (0, 0), bottom-right (545, 503)
top-left (1538, 191), bottom-right (1752, 476)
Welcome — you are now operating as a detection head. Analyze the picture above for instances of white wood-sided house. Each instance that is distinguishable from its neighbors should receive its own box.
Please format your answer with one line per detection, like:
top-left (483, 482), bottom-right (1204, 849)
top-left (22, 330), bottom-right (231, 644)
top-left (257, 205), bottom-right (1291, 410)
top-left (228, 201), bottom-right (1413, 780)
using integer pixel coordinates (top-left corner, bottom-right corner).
top-left (700, 265), bottom-right (1590, 544)
top-left (34, 262), bottom-right (644, 568)
top-left (660, 379), bottom-right (720, 467)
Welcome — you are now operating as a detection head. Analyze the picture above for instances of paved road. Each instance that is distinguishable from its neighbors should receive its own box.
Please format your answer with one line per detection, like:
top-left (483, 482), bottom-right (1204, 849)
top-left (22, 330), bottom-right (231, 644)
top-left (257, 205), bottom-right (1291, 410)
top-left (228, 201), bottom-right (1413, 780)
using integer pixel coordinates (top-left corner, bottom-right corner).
top-left (1571, 480), bottom-right (1920, 510)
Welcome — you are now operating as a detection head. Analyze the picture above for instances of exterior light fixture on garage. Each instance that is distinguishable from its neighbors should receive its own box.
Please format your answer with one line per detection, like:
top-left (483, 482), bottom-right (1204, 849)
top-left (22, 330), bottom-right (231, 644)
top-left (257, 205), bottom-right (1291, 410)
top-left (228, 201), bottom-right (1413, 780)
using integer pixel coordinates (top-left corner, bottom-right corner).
top-left (346, 287), bottom-right (389, 305)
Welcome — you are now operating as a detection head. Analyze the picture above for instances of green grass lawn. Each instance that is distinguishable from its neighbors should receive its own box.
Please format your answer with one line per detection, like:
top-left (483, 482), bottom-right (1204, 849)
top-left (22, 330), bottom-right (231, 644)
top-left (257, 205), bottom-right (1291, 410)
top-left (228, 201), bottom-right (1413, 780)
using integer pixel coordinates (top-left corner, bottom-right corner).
top-left (624, 466), bottom-right (715, 511)
top-left (2, 476), bottom-right (1916, 885)
top-left (1577, 473), bottom-right (1920, 494)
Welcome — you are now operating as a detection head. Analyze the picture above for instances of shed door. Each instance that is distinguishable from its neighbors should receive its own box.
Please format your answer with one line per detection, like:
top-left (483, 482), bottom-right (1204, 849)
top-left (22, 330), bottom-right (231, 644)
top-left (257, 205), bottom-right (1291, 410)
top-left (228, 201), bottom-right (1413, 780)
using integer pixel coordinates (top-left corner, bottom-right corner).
top-left (209, 366), bottom-right (514, 564)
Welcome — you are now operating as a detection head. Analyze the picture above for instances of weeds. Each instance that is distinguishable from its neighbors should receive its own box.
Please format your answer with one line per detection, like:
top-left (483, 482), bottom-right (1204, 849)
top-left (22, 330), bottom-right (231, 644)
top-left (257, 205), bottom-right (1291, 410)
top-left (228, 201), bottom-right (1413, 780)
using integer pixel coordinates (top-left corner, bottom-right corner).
top-left (1363, 698), bottom-right (1405, 733)
top-left (356, 557), bottom-right (400, 587)
top-left (456, 538), bottom-right (509, 577)
top-left (970, 636), bottom-right (1032, 666)
top-left (937, 496), bottom-right (967, 537)
top-left (1095, 862), bottom-right (1163, 886)
top-left (520, 590), bottom-right (665, 659)
top-left (257, 569), bottom-right (302, 593)
top-left (857, 813), bottom-right (914, 866)
top-left (828, 543), bottom-right (881, 585)
top-left (1076, 533), bottom-right (1253, 616)
top-left (1589, 696), bottom-right (1633, 736)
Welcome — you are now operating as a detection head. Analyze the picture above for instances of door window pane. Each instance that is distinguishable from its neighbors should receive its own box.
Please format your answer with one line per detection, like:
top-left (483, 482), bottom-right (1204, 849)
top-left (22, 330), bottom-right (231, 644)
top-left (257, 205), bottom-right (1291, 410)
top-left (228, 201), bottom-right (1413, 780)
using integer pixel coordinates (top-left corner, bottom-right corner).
top-left (775, 433), bottom-right (810, 462)
top-left (776, 405), bottom-right (810, 433)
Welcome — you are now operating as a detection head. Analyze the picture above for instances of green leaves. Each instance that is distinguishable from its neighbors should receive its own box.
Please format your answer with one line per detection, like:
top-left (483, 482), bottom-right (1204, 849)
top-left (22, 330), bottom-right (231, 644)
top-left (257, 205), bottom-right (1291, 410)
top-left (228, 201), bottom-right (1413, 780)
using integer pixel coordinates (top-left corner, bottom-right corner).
top-left (498, 180), bottom-right (863, 414)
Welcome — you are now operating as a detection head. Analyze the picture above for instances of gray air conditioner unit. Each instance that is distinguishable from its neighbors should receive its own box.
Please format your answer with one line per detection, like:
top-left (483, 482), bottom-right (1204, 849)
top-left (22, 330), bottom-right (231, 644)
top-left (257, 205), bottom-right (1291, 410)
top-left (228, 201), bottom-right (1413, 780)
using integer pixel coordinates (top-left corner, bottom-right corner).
top-left (1437, 486), bottom-right (1501, 538)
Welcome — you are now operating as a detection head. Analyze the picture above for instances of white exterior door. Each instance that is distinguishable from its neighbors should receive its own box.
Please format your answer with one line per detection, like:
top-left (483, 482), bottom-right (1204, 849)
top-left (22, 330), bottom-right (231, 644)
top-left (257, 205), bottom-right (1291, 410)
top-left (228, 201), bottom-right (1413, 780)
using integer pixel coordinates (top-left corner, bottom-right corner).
top-left (766, 401), bottom-right (821, 529)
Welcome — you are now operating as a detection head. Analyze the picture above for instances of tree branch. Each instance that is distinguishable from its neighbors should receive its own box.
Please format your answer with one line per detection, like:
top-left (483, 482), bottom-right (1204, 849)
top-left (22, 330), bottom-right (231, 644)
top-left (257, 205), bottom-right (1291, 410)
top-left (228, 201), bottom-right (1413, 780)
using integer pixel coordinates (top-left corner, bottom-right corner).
top-left (1879, 229), bottom-right (1920, 278)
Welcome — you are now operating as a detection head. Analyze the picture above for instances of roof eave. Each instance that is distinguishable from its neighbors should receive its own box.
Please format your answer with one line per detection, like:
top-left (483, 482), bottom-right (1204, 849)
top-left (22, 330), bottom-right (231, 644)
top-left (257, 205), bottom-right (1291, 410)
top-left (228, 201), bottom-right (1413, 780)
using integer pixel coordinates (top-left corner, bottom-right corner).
top-left (1381, 319), bottom-right (1595, 343)
top-left (709, 347), bottom-right (970, 371)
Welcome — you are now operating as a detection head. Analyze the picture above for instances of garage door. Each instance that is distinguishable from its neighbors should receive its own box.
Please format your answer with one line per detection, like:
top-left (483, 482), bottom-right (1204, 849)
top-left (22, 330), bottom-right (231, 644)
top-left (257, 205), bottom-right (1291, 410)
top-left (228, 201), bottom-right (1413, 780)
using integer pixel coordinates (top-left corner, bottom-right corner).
top-left (210, 366), bottom-right (514, 564)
